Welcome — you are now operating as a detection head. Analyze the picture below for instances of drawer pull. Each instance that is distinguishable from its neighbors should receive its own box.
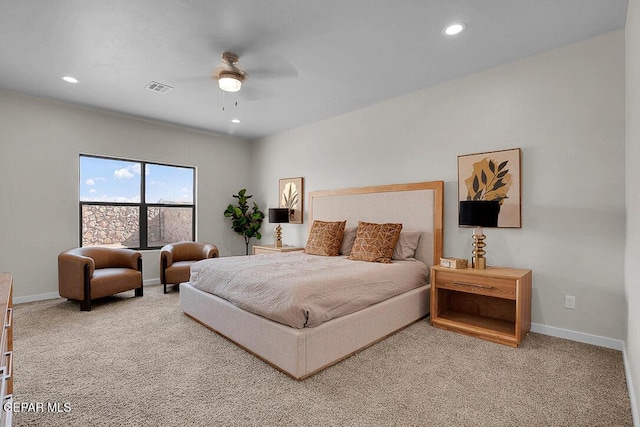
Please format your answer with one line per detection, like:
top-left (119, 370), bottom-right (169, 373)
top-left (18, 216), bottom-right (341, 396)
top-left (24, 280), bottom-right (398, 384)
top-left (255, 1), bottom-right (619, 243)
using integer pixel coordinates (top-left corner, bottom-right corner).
top-left (0, 366), bottom-right (5, 408)
top-left (453, 281), bottom-right (494, 290)
top-left (3, 308), bottom-right (10, 330)
top-left (3, 352), bottom-right (11, 381)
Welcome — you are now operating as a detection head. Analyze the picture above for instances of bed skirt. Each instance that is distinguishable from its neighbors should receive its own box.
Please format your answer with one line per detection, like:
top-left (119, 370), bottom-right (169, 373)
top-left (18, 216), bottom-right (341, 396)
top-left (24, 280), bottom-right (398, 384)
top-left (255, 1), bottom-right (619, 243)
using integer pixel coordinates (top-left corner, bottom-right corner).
top-left (180, 282), bottom-right (430, 380)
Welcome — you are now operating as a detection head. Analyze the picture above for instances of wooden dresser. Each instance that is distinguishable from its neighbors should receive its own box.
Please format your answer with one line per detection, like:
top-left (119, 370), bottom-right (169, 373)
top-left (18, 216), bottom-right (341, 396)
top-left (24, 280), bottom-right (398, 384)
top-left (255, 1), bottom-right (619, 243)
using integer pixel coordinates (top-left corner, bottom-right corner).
top-left (0, 273), bottom-right (12, 426)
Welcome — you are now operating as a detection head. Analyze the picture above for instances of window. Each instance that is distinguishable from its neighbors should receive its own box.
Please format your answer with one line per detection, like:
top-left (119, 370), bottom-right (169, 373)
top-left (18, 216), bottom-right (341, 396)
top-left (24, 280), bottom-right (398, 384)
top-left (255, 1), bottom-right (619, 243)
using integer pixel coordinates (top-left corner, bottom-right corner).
top-left (79, 155), bottom-right (195, 249)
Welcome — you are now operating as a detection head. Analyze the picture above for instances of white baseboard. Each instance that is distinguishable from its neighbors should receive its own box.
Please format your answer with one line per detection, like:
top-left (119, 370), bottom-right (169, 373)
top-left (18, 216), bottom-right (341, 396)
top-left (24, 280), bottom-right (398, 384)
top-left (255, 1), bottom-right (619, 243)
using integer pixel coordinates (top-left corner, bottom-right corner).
top-left (14, 292), bottom-right (61, 304)
top-left (622, 342), bottom-right (640, 427)
top-left (531, 322), bottom-right (624, 350)
top-left (14, 279), bottom-right (162, 304)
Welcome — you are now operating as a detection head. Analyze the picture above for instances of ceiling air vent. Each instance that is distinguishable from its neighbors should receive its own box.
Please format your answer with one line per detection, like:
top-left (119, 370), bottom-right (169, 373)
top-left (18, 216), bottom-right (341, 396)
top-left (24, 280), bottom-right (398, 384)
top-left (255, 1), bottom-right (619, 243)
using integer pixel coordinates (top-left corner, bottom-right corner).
top-left (146, 81), bottom-right (173, 93)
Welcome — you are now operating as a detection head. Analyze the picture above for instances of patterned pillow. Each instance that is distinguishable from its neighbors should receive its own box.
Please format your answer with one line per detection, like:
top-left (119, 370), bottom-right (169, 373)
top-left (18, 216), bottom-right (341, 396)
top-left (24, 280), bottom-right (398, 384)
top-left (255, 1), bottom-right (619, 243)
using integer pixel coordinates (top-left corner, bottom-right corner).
top-left (304, 220), bottom-right (346, 256)
top-left (348, 221), bottom-right (403, 263)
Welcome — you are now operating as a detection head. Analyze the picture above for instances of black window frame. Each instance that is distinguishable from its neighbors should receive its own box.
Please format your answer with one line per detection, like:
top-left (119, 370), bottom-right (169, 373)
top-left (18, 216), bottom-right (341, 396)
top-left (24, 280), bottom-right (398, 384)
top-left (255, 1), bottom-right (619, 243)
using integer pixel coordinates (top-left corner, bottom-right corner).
top-left (79, 154), bottom-right (196, 250)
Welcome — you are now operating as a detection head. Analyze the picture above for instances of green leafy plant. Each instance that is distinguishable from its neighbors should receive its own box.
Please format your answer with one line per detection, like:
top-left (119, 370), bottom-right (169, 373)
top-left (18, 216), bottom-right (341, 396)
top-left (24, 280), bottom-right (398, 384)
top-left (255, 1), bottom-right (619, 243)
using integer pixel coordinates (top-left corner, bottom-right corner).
top-left (223, 189), bottom-right (265, 255)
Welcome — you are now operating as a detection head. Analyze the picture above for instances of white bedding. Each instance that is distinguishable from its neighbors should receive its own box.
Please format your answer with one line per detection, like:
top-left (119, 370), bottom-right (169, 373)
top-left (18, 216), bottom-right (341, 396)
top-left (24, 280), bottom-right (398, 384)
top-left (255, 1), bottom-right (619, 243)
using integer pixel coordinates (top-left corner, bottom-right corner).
top-left (189, 252), bottom-right (428, 329)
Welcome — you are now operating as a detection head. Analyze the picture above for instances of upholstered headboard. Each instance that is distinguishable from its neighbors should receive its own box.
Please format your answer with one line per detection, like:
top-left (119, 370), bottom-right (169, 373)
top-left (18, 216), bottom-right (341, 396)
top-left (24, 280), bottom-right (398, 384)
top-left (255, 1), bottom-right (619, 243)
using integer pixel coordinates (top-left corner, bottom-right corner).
top-left (308, 181), bottom-right (444, 267)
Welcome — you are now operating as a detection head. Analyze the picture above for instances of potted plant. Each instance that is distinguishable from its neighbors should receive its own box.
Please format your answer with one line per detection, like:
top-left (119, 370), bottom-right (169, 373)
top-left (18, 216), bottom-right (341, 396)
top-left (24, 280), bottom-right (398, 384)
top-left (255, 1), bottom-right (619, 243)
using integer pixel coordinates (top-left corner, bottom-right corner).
top-left (223, 189), bottom-right (265, 255)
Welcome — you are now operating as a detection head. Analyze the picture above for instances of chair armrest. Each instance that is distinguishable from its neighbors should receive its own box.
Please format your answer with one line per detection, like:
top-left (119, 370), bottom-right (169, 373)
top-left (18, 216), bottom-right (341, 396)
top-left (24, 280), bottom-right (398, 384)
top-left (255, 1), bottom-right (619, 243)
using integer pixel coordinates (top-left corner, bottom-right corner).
top-left (58, 252), bottom-right (95, 287)
top-left (160, 245), bottom-right (175, 268)
top-left (202, 244), bottom-right (219, 259)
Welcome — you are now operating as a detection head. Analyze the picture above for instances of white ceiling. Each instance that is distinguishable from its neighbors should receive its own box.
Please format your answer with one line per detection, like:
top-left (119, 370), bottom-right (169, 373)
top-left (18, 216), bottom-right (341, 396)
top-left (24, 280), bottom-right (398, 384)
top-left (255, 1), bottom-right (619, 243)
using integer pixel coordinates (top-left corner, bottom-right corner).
top-left (0, 0), bottom-right (628, 140)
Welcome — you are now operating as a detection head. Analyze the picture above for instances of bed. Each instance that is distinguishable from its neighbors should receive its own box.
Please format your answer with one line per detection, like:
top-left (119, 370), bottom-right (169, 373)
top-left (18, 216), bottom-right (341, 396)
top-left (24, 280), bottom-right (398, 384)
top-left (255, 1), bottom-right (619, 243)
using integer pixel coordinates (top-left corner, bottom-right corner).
top-left (180, 181), bottom-right (444, 379)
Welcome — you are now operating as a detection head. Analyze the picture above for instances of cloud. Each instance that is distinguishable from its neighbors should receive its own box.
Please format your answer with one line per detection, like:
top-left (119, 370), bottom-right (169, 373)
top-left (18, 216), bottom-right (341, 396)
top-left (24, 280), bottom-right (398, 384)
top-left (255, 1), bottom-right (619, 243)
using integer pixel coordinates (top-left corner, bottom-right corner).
top-left (89, 189), bottom-right (97, 194)
top-left (113, 164), bottom-right (143, 179)
top-left (85, 179), bottom-right (95, 186)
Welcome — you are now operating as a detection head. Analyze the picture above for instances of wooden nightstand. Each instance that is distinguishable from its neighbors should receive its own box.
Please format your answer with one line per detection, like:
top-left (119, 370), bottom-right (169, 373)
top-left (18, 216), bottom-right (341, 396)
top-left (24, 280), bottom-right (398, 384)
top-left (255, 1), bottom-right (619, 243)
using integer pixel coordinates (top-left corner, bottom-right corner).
top-left (252, 245), bottom-right (304, 255)
top-left (430, 265), bottom-right (532, 347)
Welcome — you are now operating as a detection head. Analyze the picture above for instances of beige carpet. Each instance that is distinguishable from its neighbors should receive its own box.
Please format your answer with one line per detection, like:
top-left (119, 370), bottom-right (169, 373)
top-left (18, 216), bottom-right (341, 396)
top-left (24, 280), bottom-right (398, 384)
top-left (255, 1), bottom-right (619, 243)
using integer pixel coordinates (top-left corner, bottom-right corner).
top-left (12, 285), bottom-right (632, 426)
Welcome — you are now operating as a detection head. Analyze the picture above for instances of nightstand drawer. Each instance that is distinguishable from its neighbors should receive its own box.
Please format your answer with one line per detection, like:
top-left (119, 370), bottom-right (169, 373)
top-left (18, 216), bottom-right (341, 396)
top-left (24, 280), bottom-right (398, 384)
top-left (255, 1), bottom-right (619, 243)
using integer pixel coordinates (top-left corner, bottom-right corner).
top-left (435, 270), bottom-right (516, 300)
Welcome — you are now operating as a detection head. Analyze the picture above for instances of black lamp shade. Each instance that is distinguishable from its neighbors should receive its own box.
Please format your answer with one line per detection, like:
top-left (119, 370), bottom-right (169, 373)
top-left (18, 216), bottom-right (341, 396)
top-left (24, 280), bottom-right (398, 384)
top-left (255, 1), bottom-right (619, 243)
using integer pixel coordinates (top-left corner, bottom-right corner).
top-left (269, 208), bottom-right (290, 224)
top-left (459, 201), bottom-right (500, 227)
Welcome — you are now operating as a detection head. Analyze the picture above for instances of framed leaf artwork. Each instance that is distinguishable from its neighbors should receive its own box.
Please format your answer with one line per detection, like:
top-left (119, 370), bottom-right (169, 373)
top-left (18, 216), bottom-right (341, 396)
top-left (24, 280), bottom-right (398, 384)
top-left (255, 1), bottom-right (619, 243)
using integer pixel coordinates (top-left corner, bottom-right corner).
top-left (458, 148), bottom-right (521, 228)
top-left (279, 177), bottom-right (304, 224)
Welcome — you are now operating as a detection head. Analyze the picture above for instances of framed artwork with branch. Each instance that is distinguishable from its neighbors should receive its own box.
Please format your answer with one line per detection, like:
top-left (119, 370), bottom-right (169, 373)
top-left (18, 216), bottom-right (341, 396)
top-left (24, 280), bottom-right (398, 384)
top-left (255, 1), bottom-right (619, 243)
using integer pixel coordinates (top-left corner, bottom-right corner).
top-left (279, 177), bottom-right (304, 224)
top-left (458, 148), bottom-right (521, 228)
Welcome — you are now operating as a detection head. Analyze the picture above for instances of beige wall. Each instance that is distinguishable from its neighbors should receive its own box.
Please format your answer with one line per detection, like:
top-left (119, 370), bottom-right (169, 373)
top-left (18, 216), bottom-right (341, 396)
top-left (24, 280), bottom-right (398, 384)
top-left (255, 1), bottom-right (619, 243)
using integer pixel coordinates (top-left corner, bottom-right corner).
top-left (253, 31), bottom-right (626, 341)
top-left (626, 0), bottom-right (640, 418)
top-left (0, 90), bottom-right (252, 298)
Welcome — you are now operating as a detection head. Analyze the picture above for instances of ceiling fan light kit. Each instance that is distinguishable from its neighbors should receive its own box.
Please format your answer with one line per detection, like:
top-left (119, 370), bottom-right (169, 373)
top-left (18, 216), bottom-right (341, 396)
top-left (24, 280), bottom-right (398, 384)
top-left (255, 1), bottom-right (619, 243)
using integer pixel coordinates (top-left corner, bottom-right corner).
top-left (218, 71), bottom-right (243, 92)
top-left (215, 52), bottom-right (247, 93)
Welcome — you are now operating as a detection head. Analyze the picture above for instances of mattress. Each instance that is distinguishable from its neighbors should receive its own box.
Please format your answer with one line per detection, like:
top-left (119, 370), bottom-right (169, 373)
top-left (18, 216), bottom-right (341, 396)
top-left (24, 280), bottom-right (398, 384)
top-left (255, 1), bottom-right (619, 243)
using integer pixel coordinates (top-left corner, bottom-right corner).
top-left (189, 252), bottom-right (428, 328)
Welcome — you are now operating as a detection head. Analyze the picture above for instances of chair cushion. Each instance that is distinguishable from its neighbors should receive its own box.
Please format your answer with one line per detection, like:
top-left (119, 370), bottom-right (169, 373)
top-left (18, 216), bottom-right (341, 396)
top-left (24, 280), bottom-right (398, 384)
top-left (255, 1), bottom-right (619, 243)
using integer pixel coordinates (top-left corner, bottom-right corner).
top-left (91, 268), bottom-right (141, 299)
top-left (165, 261), bottom-right (197, 285)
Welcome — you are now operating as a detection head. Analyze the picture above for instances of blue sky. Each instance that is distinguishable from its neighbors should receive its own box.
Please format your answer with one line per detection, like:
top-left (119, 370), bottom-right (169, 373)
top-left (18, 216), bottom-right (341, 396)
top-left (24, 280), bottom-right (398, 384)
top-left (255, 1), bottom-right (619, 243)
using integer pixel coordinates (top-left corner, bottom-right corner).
top-left (79, 156), bottom-right (194, 204)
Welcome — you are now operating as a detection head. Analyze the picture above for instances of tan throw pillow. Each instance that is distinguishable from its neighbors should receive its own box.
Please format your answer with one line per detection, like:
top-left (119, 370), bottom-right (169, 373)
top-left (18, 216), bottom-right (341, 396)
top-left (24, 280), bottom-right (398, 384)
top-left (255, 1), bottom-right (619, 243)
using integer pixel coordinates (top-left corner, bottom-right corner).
top-left (304, 220), bottom-right (346, 256)
top-left (348, 221), bottom-right (402, 263)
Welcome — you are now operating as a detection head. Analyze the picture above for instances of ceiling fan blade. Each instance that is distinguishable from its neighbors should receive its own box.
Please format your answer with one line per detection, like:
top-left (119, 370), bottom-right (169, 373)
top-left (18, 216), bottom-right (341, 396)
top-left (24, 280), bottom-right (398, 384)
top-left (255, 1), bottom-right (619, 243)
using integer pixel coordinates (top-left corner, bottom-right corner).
top-left (238, 84), bottom-right (277, 102)
top-left (248, 66), bottom-right (297, 80)
top-left (240, 51), bottom-right (298, 80)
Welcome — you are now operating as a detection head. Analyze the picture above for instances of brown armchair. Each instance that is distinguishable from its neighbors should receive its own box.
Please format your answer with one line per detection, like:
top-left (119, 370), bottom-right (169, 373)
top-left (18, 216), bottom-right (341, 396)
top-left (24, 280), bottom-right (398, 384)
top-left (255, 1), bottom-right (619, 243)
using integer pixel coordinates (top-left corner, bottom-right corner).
top-left (58, 247), bottom-right (143, 311)
top-left (160, 242), bottom-right (219, 293)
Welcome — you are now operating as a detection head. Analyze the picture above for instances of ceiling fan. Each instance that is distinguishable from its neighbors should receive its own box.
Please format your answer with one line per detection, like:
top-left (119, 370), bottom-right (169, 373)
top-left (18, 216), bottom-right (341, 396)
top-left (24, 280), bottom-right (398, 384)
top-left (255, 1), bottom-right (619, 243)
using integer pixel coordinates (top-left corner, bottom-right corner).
top-left (213, 52), bottom-right (246, 93)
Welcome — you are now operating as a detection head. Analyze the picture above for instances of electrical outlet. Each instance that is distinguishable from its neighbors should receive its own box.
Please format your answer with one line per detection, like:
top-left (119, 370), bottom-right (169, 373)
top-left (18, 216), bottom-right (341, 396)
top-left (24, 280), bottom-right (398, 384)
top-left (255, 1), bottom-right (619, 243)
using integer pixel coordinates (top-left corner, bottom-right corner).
top-left (565, 295), bottom-right (576, 310)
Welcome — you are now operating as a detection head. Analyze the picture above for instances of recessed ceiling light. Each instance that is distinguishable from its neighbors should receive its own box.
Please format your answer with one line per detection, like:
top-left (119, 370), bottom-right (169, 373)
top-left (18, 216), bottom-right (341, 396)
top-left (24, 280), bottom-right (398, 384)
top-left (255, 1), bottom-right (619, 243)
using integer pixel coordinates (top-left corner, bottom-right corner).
top-left (231, 118), bottom-right (241, 124)
top-left (62, 76), bottom-right (78, 83)
top-left (443, 23), bottom-right (466, 36)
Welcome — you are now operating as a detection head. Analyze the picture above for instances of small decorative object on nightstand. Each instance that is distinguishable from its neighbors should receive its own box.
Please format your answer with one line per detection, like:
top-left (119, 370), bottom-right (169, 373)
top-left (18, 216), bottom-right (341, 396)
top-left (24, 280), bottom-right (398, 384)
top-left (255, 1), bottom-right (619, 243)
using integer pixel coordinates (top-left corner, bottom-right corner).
top-left (440, 257), bottom-right (468, 269)
top-left (269, 208), bottom-right (290, 248)
top-left (252, 245), bottom-right (304, 255)
top-left (430, 265), bottom-right (532, 347)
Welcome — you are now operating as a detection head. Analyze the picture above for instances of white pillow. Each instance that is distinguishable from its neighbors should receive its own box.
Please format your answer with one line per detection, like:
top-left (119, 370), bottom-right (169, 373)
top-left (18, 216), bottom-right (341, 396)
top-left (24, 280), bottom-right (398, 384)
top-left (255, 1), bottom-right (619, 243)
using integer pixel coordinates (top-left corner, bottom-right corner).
top-left (392, 231), bottom-right (421, 260)
top-left (340, 227), bottom-right (358, 255)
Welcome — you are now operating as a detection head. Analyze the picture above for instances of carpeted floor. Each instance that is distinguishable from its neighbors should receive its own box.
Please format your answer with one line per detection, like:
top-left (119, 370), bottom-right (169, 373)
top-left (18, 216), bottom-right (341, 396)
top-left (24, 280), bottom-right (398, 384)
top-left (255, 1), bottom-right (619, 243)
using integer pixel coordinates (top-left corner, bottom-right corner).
top-left (11, 285), bottom-right (633, 426)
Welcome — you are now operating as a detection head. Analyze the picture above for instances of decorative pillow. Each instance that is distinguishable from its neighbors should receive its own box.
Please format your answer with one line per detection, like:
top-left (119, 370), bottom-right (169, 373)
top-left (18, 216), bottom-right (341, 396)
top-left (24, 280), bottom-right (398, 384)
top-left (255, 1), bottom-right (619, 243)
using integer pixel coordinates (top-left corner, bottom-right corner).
top-left (348, 221), bottom-right (402, 263)
top-left (304, 220), bottom-right (346, 256)
top-left (340, 227), bottom-right (358, 255)
top-left (392, 231), bottom-right (421, 260)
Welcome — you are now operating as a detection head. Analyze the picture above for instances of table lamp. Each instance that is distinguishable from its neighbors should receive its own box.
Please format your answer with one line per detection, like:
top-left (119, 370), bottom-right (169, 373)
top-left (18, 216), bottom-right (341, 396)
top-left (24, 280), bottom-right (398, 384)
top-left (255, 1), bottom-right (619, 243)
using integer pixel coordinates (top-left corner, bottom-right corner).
top-left (459, 200), bottom-right (500, 269)
top-left (269, 208), bottom-right (290, 247)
